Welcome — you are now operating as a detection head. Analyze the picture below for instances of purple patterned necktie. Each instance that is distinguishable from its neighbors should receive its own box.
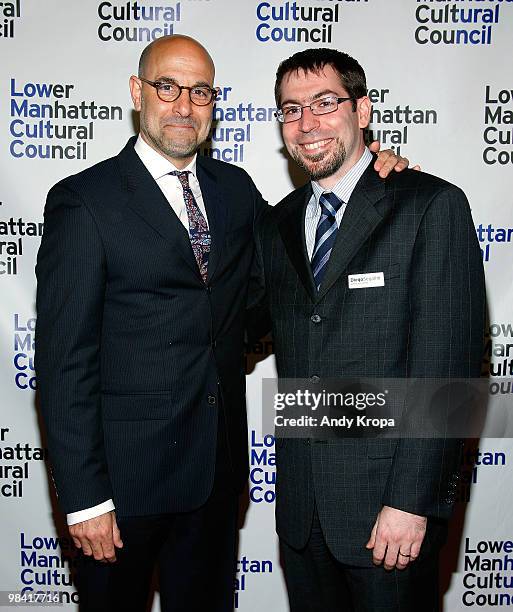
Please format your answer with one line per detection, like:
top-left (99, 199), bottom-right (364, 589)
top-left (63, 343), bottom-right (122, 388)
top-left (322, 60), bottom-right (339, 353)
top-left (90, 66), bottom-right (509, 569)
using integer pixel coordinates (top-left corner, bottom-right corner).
top-left (170, 170), bottom-right (211, 282)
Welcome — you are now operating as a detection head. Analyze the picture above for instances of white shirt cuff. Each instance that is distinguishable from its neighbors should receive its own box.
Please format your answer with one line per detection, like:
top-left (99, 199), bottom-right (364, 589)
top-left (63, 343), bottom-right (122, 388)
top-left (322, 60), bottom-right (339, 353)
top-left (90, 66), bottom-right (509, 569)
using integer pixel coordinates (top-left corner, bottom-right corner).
top-left (67, 499), bottom-right (115, 526)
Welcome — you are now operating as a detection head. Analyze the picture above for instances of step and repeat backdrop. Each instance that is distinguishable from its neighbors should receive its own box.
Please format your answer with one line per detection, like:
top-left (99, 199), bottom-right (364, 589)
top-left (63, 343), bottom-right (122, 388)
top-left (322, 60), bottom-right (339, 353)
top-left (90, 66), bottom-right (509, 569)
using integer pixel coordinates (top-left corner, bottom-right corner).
top-left (1, 0), bottom-right (512, 610)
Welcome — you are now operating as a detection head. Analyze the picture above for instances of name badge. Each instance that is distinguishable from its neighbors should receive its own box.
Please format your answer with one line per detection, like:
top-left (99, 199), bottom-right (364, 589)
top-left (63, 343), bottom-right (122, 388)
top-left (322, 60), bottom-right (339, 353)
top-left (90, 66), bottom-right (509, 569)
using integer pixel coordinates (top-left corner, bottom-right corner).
top-left (348, 272), bottom-right (385, 289)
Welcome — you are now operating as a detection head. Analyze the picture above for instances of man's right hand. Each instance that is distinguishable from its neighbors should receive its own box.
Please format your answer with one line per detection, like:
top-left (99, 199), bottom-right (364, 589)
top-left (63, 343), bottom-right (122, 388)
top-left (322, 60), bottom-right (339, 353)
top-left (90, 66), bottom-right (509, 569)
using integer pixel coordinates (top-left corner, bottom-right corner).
top-left (69, 510), bottom-right (123, 562)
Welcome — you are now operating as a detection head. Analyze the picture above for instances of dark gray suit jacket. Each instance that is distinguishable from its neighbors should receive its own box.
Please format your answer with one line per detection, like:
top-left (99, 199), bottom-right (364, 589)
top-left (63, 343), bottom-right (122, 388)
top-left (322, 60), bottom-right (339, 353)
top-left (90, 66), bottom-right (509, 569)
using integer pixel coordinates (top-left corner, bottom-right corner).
top-left (36, 137), bottom-right (265, 517)
top-left (257, 161), bottom-right (485, 566)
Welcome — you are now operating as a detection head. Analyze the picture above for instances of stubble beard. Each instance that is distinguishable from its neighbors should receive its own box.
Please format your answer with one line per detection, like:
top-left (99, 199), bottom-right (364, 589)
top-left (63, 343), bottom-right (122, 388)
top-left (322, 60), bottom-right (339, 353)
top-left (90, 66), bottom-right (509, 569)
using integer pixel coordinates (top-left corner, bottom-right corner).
top-left (291, 141), bottom-right (347, 181)
top-left (140, 98), bottom-right (210, 160)
top-left (142, 118), bottom-right (202, 160)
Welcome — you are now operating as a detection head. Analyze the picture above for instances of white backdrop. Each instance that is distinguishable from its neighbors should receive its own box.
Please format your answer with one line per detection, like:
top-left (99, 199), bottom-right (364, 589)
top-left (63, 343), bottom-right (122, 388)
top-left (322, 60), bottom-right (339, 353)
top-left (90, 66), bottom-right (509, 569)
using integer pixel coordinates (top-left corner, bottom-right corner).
top-left (1, 0), bottom-right (512, 609)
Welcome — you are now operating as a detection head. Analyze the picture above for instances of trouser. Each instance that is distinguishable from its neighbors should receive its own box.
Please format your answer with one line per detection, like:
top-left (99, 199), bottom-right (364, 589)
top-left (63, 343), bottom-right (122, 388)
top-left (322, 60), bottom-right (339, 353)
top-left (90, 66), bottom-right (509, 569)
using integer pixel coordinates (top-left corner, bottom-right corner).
top-left (77, 411), bottom-right (238, 612)
top-left (281, 507), bottom-right (439, 612)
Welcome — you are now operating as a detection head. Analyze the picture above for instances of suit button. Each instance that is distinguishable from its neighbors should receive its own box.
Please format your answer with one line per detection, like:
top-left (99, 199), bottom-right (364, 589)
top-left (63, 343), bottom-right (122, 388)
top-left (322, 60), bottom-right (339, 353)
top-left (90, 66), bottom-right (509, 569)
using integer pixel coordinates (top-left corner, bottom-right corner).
top-left (310, 375), bottom-right (320, 384)
top-left (206, 286), bottom-right (212, 294)
top-left (310, 314), bottom-right (321, 324)
top-left (207, 394), bottom-right (216, 405)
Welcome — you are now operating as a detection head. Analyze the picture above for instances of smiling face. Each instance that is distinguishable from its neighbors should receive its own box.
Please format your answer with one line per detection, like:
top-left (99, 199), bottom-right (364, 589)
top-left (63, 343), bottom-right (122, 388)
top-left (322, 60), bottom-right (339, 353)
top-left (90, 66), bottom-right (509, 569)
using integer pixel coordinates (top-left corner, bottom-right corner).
top-left (130, 36), bottom-right (215, 168)
top-left (280, 65), bottom-right (371, 188)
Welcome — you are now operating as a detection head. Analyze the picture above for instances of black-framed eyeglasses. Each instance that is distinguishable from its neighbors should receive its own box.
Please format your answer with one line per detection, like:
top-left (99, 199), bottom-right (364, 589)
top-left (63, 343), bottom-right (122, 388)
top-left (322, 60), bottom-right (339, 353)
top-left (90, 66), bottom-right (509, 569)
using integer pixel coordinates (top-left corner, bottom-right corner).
top-left (139, 77), bottom-right (218, 106)
top-left (275, 96), bottom-right (354, 123)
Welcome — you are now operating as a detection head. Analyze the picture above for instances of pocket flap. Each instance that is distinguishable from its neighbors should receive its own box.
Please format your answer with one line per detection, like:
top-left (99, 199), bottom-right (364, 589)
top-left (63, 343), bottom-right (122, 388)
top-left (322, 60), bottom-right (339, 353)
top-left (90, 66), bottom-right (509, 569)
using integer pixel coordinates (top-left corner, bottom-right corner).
top-left (367, 439), bottom-right (397, 458)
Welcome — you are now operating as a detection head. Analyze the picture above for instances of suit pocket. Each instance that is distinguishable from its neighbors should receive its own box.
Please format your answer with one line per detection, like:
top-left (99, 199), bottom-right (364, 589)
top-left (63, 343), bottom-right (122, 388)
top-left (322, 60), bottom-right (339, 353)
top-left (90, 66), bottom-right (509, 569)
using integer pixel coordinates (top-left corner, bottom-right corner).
top-left (102, 393), bottom-right (175, 421)
top-left (367, 438), bottom-right (397, 458)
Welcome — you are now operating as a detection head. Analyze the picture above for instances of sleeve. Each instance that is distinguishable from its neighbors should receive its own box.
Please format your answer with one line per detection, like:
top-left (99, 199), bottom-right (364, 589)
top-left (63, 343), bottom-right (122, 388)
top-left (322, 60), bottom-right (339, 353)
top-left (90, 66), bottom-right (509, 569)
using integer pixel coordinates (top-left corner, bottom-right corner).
top-left (35, 182), bottom-right (113, 514)
top-left (245, 176), bottom-right (272, 344)
top-left (382, 184), bottom-right (486, 519)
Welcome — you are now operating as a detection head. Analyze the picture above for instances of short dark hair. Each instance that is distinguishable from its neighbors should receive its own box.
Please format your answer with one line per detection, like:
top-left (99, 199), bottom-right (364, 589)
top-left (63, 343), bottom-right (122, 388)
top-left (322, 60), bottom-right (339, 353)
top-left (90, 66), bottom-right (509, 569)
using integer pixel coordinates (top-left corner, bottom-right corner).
top-left (274, 48), bottom-right (367, 111)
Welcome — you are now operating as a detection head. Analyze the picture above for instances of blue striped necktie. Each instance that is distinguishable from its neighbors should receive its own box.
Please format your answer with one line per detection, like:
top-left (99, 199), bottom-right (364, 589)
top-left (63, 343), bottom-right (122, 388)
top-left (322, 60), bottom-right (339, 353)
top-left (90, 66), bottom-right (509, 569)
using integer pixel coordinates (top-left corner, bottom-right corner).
top-left (311, 192), bottom-right (344, 291)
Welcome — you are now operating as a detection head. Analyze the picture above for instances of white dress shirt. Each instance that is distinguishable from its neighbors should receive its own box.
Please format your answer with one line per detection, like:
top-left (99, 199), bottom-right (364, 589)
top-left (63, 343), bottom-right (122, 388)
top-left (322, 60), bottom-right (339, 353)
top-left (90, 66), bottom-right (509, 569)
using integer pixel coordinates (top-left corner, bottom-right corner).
top-left (134, 134), bottom-right (209, 229)
top-left (305, 147), bottom-right (373, 260)
top-left (67, 135), bottom-right (208, 526)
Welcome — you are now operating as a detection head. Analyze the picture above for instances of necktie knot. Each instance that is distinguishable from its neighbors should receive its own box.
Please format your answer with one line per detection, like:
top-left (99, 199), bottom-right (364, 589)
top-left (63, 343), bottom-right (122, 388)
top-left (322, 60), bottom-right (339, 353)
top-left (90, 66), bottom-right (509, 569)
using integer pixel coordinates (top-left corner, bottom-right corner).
top-left (319, 192), bottom-right (343, 218)
top-left (170, 170), bottom-right (191, 190)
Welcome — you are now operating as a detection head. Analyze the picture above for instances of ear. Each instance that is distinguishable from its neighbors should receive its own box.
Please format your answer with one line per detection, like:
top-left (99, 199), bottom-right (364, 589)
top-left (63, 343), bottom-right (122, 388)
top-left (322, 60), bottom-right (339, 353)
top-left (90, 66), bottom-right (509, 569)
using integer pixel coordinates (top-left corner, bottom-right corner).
top-left (129, 75), bottom-right (142, 111)
top-left (356, 96), bottom-right (371, 129)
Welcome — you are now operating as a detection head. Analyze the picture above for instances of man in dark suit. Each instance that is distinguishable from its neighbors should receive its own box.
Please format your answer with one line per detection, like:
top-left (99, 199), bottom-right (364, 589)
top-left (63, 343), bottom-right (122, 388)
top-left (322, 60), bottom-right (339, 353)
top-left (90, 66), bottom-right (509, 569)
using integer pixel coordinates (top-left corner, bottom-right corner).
top-left (257, 48), bottom-right (485, 611)
top-left (35, 34), bottom-right (266, 612)
top-left (35, 34), bottom-right (408, 611)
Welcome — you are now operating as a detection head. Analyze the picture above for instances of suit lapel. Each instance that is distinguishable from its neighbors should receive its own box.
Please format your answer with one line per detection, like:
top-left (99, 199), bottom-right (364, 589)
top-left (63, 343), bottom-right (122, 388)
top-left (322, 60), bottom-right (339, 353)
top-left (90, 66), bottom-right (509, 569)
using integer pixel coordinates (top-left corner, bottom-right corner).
top-left (316, 162), bottom-right (387, 301)
top-left (118, 138), bottom-right (201, 279)
top-left (196, 157), bottom-right (226, 282)
top-left (278, 184), bottom-right (317, 301)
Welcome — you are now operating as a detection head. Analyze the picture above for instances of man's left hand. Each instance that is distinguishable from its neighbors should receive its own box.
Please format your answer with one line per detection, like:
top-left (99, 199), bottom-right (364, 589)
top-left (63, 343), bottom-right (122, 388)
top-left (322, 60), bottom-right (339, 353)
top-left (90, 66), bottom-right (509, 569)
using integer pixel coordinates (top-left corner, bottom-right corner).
top-left (369, 141), bottom-right (421, 178)
top-left (365, 505), bottom-right (427, 570)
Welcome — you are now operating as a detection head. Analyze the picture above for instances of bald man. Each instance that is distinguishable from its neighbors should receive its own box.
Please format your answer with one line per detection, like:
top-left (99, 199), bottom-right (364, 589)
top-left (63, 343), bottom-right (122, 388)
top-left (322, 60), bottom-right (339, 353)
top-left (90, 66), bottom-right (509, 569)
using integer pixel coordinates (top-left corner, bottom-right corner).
top-left (36, 35), bottom-right (407, 611)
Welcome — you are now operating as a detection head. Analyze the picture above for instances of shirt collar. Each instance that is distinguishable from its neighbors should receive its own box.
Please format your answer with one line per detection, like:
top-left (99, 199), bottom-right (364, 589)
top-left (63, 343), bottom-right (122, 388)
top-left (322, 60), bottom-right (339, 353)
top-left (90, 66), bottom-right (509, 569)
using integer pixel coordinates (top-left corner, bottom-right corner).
top-left (311, 147), bottom-right (373, 207)
top-left (134, 134), bottom-right (197, 180)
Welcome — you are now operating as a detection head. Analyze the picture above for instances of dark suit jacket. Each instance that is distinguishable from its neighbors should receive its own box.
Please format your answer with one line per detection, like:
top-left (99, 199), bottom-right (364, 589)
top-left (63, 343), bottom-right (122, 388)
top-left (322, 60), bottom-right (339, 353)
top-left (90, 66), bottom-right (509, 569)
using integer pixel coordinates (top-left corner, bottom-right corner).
top-left (257, 161), bottom-right (485, 566)
top-left (35, 137), bottom-right (265, 517)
